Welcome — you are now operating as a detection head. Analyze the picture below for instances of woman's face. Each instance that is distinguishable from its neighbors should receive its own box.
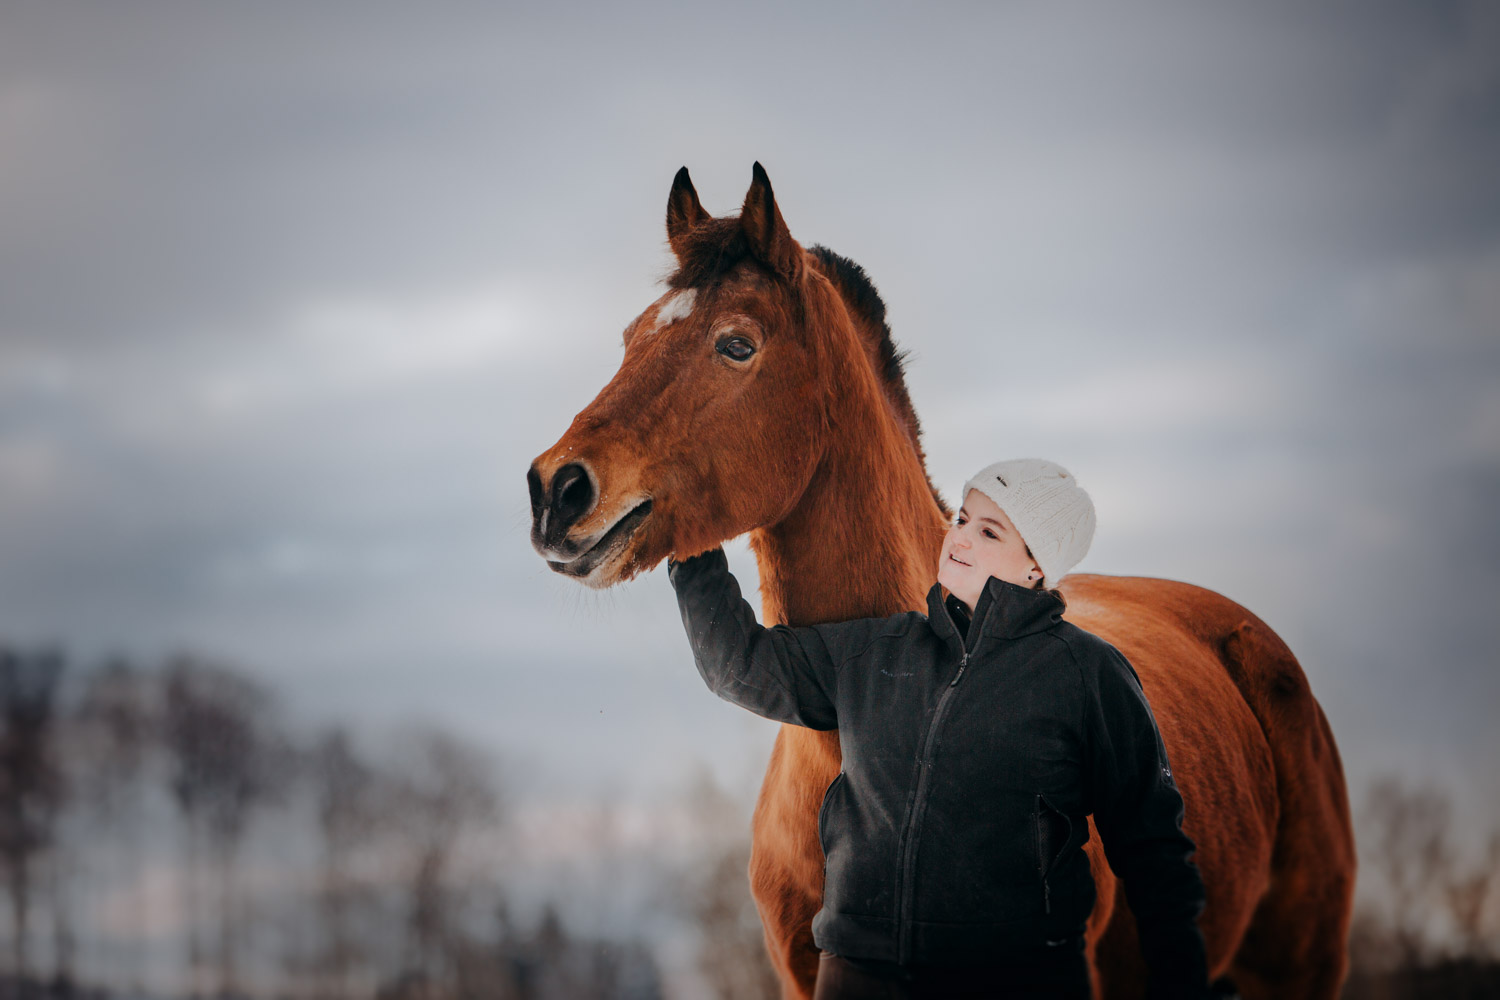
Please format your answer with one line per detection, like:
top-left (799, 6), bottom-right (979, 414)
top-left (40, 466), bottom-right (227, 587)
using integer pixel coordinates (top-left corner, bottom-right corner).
top-left (936, 488), bottom-right (1044, 613)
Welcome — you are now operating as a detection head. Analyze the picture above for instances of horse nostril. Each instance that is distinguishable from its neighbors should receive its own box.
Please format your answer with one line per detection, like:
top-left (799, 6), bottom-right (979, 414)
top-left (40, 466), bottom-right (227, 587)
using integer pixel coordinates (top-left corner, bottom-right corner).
top-left (548, 462), bottom-right (596, 536)
top-left (526, 465), bottom-right (545, 518)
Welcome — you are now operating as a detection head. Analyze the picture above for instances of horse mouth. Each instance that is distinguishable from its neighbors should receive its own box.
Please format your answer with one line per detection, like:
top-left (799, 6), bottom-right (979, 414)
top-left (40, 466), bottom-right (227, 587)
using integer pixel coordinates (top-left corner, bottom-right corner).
top-left (545, 499), bottom-right (653, 583)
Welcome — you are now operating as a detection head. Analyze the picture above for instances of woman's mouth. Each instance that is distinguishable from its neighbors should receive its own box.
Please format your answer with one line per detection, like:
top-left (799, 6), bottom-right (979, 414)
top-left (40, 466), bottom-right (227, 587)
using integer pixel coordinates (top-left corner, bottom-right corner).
top-left (947, 553), bottom-right (971, 568)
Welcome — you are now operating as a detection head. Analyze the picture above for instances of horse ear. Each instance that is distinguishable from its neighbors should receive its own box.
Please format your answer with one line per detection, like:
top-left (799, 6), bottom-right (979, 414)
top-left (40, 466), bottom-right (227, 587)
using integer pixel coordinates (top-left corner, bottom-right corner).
top-left (666, 166), bottom-right (707, 261)
top-left (740, 161), bottom-right (802, 280)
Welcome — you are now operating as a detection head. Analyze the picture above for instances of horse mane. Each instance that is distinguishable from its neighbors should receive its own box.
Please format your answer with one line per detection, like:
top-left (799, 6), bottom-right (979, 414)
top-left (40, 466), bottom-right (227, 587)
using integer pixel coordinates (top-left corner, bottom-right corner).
top-left (805, 245), bottom-right (950, 521)
top-left (666, 224), bottom-right (950, 520)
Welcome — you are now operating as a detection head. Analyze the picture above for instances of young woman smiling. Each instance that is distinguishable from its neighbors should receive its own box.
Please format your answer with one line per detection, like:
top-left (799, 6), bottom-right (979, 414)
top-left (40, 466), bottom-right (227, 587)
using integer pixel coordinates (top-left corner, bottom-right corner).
top-left (667, 459), bottom-right (1209, 1000)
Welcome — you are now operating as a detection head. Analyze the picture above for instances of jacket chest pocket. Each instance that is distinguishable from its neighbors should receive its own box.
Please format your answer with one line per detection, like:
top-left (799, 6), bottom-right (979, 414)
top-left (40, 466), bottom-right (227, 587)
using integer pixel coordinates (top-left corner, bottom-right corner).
top-left (1035, 793), bottom-right (1074, 914)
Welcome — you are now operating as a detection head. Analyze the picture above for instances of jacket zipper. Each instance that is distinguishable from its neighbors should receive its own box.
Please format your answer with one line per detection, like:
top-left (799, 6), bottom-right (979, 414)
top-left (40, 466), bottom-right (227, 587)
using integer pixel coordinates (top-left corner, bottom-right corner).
top-left (894, 603), bottom-right (976, 964)
top-left (894, 651), bottom-right (966, 964)
top-left (949, 651), bottom-right (968, 688)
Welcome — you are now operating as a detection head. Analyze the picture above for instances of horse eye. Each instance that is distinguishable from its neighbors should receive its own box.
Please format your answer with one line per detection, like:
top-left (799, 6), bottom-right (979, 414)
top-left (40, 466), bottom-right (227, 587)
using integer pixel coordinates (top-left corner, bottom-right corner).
top-left (716, 336), bottom-right (756, 362)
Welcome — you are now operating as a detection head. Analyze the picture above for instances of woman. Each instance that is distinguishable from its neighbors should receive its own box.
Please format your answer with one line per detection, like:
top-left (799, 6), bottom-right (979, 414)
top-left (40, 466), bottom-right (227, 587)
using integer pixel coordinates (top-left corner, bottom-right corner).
top-left (667, 459), bottom-right (1209, 999)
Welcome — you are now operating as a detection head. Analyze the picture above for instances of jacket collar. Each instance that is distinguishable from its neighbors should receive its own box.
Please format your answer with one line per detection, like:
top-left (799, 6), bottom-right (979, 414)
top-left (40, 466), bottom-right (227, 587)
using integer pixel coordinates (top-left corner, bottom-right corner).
top-left (926, 575), bottom-right (1065, 654)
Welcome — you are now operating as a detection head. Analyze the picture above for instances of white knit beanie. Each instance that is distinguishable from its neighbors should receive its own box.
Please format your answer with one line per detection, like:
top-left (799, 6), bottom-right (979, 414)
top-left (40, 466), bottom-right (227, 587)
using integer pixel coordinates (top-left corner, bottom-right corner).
top-left (961, 459), bottom-right (1096, 590)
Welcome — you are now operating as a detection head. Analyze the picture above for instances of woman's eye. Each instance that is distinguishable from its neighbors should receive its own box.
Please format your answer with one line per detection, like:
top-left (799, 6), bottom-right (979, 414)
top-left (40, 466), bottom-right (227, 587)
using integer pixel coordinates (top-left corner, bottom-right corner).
top-left (983, 530), bottom-right (997, 539)
top-left (716, 336), bottom-right (756, 362)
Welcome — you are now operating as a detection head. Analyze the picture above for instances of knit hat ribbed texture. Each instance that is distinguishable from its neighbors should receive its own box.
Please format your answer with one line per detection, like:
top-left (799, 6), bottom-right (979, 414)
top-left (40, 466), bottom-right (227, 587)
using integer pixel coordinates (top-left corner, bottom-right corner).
top-left (962, 458), bottom-right (1096, 590)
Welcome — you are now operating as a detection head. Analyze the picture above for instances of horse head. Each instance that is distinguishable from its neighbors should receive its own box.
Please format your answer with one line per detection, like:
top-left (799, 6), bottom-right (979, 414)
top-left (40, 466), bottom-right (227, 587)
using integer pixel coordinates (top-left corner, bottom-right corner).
top-left (528, 163), bottom-right (845, 588)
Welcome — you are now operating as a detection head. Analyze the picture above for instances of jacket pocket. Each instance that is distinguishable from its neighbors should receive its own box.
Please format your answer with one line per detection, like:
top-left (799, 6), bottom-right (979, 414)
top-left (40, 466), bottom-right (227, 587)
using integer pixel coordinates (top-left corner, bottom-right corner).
top-left (818, 771), bottom-right (847, 855)
top-left (1035, 793), bottom-right (1073, 915)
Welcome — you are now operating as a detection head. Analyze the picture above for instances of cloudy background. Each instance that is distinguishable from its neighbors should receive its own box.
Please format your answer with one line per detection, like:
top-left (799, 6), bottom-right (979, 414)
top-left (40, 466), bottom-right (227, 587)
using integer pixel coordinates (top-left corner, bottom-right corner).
top-left (1, 0), bottom-right (1497, 961)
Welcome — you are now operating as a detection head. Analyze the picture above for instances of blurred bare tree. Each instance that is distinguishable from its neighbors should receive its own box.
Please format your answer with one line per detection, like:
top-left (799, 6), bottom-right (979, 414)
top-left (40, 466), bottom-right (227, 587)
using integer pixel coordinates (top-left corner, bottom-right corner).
top-left (0, 644), bottom-right (670, 999)
top-left (1344, 774), bottom-right (1500, 999)
top-left (69, 656), bottom-right (154, 993)
top-left (162, 655), bottom-right (290, 999)
top-left (304, 727), bottom-right (389, 1000)
top-left (1364, 775), bottom-right (1455, 967)
top-left (1441, 831), bottom-right (1500, 962)
top-left (0, 646), bottom-right (66, 995)
top-left (374, 895), bottom-right (663, 1000)
top-left (387, 728), bottom-right (500, 997)
top-left (671, 768), bottom-right (778, 1000)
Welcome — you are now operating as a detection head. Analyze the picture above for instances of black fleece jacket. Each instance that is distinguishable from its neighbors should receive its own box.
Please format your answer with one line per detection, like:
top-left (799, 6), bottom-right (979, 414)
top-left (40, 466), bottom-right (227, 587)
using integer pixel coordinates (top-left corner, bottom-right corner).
top-left (668, 548), bottom-right (1209, 998)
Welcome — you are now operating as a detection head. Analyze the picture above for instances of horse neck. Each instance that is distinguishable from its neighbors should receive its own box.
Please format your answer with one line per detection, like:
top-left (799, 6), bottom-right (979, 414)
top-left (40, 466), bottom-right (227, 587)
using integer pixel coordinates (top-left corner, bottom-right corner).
top-left (750, 367), bottom-right (947, 629)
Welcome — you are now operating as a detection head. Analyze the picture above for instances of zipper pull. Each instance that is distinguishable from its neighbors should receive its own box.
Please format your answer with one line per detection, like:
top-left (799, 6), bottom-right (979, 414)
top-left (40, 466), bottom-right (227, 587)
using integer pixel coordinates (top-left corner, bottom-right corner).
top-left (950, 653), bottom-right (968, 687)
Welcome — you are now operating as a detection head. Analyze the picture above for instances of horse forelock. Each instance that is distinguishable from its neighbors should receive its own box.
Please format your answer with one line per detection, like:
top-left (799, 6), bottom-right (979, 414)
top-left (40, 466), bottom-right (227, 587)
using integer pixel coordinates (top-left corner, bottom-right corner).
top-left (666, 217), bottom-right (751, 290)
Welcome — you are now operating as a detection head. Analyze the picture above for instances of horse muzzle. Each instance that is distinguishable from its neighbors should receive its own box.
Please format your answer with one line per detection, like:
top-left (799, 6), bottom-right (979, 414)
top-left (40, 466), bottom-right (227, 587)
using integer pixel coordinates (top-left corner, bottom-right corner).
top-left (527, 460), bottom-right (653, 584)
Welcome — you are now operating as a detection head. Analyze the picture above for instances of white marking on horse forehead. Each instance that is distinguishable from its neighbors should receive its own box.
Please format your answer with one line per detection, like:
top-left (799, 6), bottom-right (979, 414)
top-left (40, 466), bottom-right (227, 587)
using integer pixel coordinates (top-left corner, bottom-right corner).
top-left (648, 288), bottom-right (697, 334)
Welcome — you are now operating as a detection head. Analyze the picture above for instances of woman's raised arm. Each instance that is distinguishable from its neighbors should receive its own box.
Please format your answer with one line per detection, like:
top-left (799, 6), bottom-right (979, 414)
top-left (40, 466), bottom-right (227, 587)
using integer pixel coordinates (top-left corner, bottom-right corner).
top-left (667, 547), bottom-right (847, 730)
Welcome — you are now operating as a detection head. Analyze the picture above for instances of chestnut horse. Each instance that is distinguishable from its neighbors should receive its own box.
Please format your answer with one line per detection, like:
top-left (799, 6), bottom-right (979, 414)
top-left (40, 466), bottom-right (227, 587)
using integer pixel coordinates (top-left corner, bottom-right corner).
top-left (528, 164), bottom-right (1355, 999)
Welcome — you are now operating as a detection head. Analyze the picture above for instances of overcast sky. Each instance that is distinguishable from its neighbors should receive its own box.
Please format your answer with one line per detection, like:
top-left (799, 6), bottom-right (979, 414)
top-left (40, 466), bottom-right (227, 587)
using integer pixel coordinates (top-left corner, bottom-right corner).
top-left (2, 0), bottom-right (1497, 882)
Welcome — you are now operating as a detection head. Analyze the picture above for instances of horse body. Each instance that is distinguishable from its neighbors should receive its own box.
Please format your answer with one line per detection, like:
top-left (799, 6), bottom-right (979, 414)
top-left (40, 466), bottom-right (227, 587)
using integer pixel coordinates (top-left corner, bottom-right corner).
top-left (528, 164), bottom-right (1354, 998)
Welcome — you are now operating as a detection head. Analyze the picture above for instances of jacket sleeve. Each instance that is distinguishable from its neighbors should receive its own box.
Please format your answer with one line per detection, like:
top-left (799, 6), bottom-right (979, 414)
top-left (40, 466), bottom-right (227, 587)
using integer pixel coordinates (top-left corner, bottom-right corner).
top-left (667, 547), bottom-right (842, 730)
top-left (1085, 646), bottom-right (1209, 1000)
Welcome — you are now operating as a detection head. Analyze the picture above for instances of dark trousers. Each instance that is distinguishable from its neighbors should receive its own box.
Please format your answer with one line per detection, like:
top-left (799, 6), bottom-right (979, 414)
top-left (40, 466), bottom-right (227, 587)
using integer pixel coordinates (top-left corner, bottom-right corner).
top-left (812, 940), bottom-right (1093, 1000)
